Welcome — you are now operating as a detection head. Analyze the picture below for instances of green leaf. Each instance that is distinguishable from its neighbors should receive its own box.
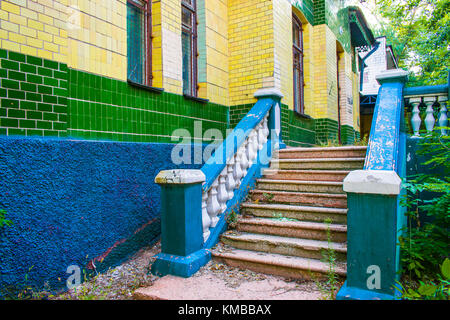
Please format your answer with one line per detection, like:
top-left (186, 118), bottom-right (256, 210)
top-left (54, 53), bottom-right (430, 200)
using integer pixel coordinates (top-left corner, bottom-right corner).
top-left (418, 284), bottom-right (437, 296)
top-left (441, 258), bottom-right (450, 280)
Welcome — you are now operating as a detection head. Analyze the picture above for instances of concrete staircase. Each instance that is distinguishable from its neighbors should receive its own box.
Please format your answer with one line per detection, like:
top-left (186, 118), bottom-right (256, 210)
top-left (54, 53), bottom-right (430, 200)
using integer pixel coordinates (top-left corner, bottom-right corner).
top-left (212, 146), bottom-right (367, 280)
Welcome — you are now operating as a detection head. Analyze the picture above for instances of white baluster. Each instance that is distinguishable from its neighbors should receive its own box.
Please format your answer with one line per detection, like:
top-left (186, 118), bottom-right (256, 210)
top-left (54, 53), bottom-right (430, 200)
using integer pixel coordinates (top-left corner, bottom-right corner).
top-left (225, 156), bottom-right (236, 200)
top-left (201, 191), bottom-right (211, 242)
top-left (239, 143), bottom-right (249, 177)
top-left (207, 180), bottom-right (220, 228)
top-left (233, 152), bottom-right (244, 188)
top-left (424, 97), bottom-right (437, 134)
top-left (409, 98), bottom-right (422, 137)
top-left (262, 115), bottom-right (269, 144)
top-left (247, 130), bottom-right (258, 165)
top-left (437, 96), bottom-right (448, 136)
top-left (217, 168), bottom-right (228, 212)
top-left (257, 121), bottom-right (264, 150)
top-left (251, 129), bottom-right (259, 161)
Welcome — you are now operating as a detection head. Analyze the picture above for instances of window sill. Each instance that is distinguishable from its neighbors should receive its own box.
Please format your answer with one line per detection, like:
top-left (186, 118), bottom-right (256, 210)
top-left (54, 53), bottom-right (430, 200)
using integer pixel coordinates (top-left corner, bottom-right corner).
top-left (183, 94), bottom-right (209, 104)
top-left (294, 111), bottom-right (313, 120)
top-left (127, 80), bottom-right (164, 94)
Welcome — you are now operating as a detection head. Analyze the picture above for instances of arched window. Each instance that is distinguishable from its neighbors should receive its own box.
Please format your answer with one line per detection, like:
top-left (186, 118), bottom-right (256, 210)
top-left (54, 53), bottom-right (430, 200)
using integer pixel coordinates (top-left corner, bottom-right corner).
top-left (292, 15), bottom-right (305, 114)
top-left (181, 0), bottom-right (198, 97)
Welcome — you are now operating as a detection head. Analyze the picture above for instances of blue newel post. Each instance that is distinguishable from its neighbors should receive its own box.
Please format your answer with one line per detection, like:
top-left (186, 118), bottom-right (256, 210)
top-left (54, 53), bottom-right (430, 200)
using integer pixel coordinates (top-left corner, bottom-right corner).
top-left (336, 69), bottom-right (409, 300)
top-left (151, 170), bottom-right (211, 277)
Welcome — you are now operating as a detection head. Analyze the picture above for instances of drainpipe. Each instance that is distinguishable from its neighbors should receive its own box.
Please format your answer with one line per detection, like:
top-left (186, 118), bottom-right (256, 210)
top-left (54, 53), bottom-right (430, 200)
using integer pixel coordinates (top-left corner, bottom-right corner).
top-left (359, 41), bottom-right (381, 92)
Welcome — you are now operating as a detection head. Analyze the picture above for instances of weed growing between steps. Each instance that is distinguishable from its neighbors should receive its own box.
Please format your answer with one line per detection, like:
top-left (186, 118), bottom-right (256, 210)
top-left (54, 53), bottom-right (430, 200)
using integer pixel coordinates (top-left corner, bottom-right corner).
top-left (312, 219), bottom-right (344, 300)
top-left (271, 213), bottom-right (299, 222)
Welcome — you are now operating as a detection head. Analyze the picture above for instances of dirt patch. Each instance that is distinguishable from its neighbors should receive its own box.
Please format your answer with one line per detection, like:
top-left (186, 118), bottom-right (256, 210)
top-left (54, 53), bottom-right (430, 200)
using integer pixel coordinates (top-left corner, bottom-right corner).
top-left (52, 241), bottom-right (332, 300)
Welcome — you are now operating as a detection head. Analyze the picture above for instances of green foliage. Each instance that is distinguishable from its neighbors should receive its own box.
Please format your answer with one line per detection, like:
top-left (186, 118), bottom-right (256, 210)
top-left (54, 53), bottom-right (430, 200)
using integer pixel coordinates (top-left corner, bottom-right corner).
top-left (397, 129), bottom-right (449, 299)
top-left (394, 258), bottom-right (450, 300)
top-left (315, 218), bottom-right (341, 300)
top-left (359, 0), bottom-right (450, 86)
top-left (226, 210), bottom-right (238, 229)
top-left (0, 209), bottom-right (13, 228)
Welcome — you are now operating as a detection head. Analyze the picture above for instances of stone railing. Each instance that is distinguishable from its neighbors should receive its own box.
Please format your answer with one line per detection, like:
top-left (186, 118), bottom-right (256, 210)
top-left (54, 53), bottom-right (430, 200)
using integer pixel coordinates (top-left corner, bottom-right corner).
top-left (337, 69), bottom-right (409, 300)
top-left (201, 110), bottom-right (270, 243)
top-left (337, 70), bottom-right (449, 300)
top-left (151, 88), bottom-right (284, 278)
top-left (404, 84), bottom-right (449, 137)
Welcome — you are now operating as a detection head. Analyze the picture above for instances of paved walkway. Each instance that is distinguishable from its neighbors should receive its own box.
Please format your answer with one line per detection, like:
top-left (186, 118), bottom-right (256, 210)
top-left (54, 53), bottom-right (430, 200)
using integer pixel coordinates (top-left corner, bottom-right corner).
top-left (134, 260), bottom-right (325, 300)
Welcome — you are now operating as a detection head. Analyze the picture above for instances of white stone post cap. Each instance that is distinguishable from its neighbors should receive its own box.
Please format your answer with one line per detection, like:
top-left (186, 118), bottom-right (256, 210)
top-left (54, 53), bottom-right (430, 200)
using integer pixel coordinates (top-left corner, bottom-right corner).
top-left (376, 69), bottom-right (409, 85)
top-left (254, 88), bottom-right (284, 99)
top-left (155, 170), bottom-right (206, 185)
top-left (343, 170), bottom-right (402, 195)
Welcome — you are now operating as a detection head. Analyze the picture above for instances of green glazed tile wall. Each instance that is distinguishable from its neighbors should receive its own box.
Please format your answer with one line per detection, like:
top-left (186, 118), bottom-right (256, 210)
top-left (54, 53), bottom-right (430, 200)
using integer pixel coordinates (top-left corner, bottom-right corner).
top-left (315, 118), bottom-right (339, 145)
top-left (340, 124), bottom-right (357, 145)
top-left (67, 69), bottom-right (229, 143)
top-left (0, 48), bottom-right (229, 143)
top-left (284, 106), bottom-right (316, 147)
top-left (0, 49), bottom-right (68, 138)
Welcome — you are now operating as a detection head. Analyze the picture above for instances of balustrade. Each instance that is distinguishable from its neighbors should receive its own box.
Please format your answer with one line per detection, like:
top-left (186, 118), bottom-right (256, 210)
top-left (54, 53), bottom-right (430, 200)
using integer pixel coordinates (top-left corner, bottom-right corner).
top-left (405, 93), bottom-right (448, 137)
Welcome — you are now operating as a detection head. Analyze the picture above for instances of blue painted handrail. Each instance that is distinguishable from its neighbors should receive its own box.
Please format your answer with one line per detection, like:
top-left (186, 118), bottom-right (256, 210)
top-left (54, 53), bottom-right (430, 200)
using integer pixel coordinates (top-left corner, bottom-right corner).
top-left (404, 84), bottom-right (448, 97)
top-left (201, 98), bottom-right (275, 192)
top-left (364, 82), bottom-right (405, 172)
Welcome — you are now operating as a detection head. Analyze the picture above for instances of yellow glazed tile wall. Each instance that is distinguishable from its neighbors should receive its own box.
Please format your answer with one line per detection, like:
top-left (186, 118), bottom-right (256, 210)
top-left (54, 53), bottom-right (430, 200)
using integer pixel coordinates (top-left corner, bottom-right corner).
top-left (67, 0), bottom-right (127, 81)
top-left (273, 0), bottom-right (292, 110)
top-left (311, 24), bottom-right (327, 119)
top-left (151, 0), bottom-right (163, 88)
top-left (203, 0), bottom-right (229, 106)
top-left (160, 0), bottom-right (182, 95)
top-left (0, 0), bottom-right (68, 62)
top-left (228, 0), bottom-right (274, 106)
top-left (352, 72), bottom-right (360, 132)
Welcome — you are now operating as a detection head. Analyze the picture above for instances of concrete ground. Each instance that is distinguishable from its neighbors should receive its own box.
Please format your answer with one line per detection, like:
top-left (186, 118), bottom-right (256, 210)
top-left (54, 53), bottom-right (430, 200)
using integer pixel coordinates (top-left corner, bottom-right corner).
top-left (134, 260), bottom-right (326, 300)
top-left (53, 241), bottom-right (330, 300)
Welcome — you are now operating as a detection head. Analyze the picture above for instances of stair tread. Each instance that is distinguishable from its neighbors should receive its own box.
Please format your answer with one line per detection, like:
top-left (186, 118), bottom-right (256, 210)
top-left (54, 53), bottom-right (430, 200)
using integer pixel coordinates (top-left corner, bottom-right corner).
top-left (281, 146), bottom-right (367, 152)
top-left (238, 217), bottom-right (347, 232)
top-left (250, 189), bottom-right (347, 198)
top-left (272, 157), bottom-right (365, 162)
top-left (263, 169), bottom-right (352, 173)
top-left (212, 248), bottom-right (347, 275)
top-left (257, 179), bottom-right (343, 186)
top-left (242, 202), bottom-right (348, 214)
top-left (222, 231), bottom-right (347, 252)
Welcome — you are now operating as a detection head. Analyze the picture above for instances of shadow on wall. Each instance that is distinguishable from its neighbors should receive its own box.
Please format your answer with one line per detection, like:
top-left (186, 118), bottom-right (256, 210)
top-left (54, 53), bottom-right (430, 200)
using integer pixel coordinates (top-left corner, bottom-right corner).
top-left (0, 136), bottom-right (207, 298)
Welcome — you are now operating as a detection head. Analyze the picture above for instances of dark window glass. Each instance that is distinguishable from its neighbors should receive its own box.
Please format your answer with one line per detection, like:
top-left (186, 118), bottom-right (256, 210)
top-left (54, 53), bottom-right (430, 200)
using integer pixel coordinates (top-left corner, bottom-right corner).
top-left (181, 0), bottom-right (197, 97)
top-left (127, 0), bottom-right (151, 86)
top-left (293, 15), bottom-right (304, 114)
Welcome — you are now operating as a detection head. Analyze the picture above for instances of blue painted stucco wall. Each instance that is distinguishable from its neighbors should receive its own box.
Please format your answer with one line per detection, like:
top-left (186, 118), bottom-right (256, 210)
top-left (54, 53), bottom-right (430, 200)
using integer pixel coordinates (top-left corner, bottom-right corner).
top-left (0, 136), bottom-right (205, 298)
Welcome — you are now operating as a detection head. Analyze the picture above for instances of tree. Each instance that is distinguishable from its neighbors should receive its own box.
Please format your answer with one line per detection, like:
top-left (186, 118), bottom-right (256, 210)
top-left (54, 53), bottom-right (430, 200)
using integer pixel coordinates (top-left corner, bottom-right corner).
top-left (357, 0), bottom-right (450, 86)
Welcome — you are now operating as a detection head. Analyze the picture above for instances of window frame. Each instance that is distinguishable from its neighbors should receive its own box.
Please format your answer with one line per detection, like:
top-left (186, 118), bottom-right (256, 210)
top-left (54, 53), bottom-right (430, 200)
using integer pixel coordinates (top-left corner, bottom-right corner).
top-left (181, 0), bottom-right (198, 97)
top-left (292, 14), bottom-right (305, 115)
top-left (127, 0), bottom-right (152, 87)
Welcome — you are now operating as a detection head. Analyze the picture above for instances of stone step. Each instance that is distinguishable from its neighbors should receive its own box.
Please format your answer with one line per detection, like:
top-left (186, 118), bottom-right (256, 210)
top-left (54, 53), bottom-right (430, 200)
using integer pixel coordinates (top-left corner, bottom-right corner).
top-left (262, 169), bottom-right (350, 182)
top-left (212, 248), bottom-right (347, 280)
top-left (249, 190), bottom-right (347, 208)
top-left (241, 203), bottom-right (347, 224)
top-left (255, 179), bottom-right (344, 194)
top-left (278, 146), bottom-right (367, 160)
top-left (270, 158), bottom-right (365, 170)
top-left (237, 217), bottom-right (347, 242)
top-left (221, 232), bottom-right (347, 262)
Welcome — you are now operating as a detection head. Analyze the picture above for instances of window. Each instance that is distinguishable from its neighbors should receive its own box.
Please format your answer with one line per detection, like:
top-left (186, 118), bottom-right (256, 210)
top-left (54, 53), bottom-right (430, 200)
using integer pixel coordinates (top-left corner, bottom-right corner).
top-left (181, 0), bottom-right (198, 97)
top-left (127, 0), bottom-right (152, 86)
top-left (292, 15), bottom-right (305, 114)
